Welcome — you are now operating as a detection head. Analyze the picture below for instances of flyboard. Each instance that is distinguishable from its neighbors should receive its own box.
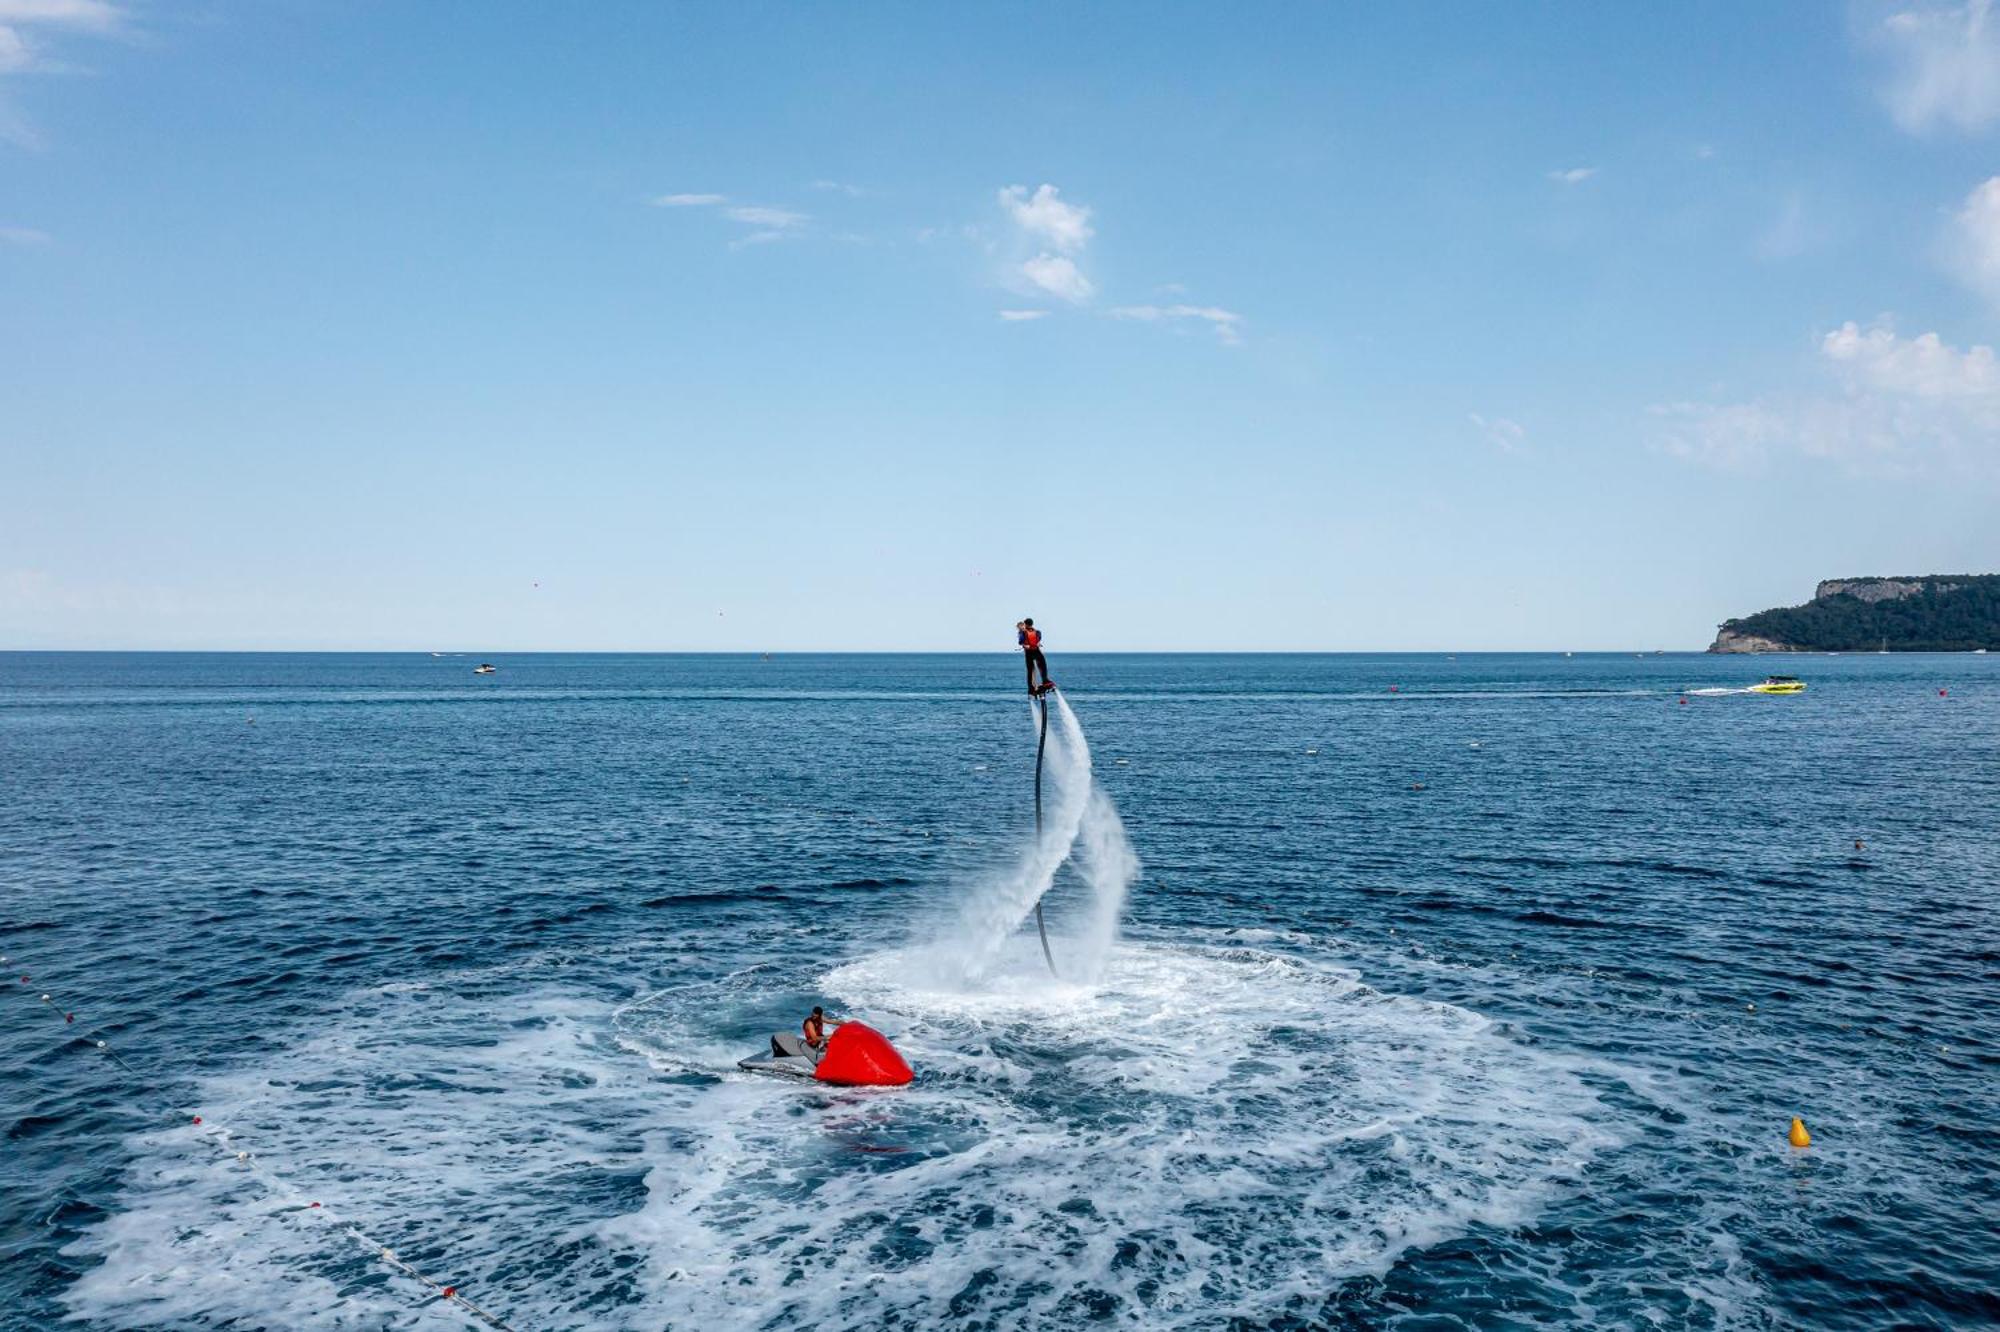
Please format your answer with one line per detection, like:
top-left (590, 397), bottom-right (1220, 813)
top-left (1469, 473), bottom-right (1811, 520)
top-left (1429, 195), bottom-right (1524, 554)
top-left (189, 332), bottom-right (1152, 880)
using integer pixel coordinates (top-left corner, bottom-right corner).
top-left (738, 1022), bottom-right (913, 1086)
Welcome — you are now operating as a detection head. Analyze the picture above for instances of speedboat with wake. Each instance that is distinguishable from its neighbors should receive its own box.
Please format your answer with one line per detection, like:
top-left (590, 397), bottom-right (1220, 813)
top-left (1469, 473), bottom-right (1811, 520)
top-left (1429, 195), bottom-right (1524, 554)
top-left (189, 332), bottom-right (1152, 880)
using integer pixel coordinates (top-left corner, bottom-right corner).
top-left (1748, 675), bottom-right (1805, 695)
top-left (738, 1021), bottom-right (913, 1087)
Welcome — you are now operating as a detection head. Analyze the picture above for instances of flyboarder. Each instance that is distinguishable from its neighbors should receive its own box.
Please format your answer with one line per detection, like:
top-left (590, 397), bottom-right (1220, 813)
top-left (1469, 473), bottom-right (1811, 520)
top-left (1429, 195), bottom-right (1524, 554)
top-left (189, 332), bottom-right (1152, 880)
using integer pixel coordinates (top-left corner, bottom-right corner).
top-left (1018, 618), bottom-right (1054, 695)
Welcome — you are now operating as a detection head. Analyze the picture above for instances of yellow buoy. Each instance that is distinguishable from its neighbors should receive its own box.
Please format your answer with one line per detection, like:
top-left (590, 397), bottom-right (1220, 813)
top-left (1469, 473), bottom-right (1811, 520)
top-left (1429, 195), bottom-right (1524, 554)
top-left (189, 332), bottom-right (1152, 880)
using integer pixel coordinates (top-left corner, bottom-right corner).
top-left (1788, 1117), bottom-right (1811, 1149)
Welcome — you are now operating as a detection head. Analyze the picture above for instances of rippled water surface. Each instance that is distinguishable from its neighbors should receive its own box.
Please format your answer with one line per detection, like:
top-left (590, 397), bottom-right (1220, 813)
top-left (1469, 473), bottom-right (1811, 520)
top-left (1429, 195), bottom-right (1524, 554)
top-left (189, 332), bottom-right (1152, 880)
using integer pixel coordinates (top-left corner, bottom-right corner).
top-left (3, 652), bottom-right (1997, 1330)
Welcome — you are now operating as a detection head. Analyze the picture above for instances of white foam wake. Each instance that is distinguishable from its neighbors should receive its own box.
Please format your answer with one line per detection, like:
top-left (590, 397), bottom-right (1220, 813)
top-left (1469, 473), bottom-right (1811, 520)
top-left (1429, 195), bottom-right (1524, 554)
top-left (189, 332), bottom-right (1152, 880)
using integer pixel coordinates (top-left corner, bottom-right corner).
top-left (60, 938), bottom-right (1640, 1332)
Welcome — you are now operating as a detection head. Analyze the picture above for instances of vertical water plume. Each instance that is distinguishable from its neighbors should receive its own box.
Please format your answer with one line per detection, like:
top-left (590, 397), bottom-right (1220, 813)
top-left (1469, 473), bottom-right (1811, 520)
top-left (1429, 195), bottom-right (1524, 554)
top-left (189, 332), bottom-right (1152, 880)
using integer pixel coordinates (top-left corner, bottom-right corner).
top-left (931, 692), bottom-right (1137, 986)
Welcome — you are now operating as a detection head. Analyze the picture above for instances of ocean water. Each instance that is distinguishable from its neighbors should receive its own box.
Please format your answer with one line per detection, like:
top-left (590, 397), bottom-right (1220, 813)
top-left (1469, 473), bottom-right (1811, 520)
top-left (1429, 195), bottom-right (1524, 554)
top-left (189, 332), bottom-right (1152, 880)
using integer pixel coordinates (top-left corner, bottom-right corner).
top-left (2, 651), bottom-right (1996, 1331)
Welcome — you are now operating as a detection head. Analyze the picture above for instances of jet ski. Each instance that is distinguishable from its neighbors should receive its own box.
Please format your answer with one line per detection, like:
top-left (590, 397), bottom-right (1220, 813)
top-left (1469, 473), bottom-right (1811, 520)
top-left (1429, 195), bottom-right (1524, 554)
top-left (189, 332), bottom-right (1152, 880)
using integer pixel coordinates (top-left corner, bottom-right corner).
top-left (738, 1021), bottom-right (913, 1087)
top-left (739, 1031), bottom-right (820, 1080)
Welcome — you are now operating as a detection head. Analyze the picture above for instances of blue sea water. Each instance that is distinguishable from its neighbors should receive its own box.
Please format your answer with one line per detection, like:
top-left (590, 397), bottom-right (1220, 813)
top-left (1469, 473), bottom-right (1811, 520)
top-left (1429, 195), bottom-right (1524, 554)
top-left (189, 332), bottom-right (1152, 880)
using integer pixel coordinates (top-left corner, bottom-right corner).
top-left (2, 651), bottom-right (1996, 1331)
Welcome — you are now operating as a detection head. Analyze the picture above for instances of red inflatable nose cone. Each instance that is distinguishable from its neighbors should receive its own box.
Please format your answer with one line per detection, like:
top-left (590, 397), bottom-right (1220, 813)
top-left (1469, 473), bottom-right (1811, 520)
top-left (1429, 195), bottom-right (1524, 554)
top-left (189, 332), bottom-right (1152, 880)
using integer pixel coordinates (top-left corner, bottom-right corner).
top-left (813, 1022), bottom-right (913, 1087)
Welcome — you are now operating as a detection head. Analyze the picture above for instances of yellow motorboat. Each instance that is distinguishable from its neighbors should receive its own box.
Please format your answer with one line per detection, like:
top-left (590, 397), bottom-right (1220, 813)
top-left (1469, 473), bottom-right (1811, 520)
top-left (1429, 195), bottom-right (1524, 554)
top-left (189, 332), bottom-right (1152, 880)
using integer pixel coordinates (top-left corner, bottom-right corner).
top-left (1748, 675), bottom-right (1806, 695)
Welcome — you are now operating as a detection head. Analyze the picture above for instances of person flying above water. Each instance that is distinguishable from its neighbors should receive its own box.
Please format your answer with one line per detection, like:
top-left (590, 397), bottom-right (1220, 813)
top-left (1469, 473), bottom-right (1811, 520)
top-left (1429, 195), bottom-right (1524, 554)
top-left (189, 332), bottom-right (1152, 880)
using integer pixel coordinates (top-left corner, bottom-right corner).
top-left (1017, 618), bottom-right (1054, 695)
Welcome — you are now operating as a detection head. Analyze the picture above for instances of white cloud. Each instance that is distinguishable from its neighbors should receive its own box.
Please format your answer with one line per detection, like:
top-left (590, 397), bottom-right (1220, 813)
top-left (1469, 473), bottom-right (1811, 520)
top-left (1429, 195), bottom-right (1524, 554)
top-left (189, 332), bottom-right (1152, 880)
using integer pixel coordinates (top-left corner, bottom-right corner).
top-left (1872, 0), bottom-right (2000, 132)
top-left (725, 205), bottom-right (807, 229)
top-left (0, 0), bottom-right (120, 72)
top-left (653, 194), bottom-right (811, 246)
top-left (810, 179), bottom-right (864, 197)
top-left (1469, 413), bottom-right (1526, 452)
top-left (998, 184), bottom-right (1093, 253)
top-left (992, 183), bottom-right (1243, 329)
top-left (1546, 167), bottom-right (1596, 184)
top-left (999, 184), bottom-right (1097, 304)
top-left (1021, 253), bottom-right (1093, 304)
top-left (1822, 320), bottom-right (2000, 395)
top-left (0, 1), bottom-right (123, 30)
top-left (0, 223), bottom-right (49, 243)
top-left (1109, 303), bottom-right (1244, 345)
top-left (1950, 175), bottom-right (2000, 302)
top-left (1656, 321), bottom-right (2000, 472)
top-left (998, 309), bottom-right (1049, 321)
top-left (0, 0), bottom-right (124, 147)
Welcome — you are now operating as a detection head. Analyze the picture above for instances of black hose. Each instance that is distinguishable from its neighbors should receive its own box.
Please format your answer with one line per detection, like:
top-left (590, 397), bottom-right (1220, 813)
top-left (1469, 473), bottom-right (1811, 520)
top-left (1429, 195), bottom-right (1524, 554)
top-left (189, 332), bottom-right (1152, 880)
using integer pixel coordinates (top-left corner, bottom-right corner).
top-left (1033, 693), bottom-right (1057, 976)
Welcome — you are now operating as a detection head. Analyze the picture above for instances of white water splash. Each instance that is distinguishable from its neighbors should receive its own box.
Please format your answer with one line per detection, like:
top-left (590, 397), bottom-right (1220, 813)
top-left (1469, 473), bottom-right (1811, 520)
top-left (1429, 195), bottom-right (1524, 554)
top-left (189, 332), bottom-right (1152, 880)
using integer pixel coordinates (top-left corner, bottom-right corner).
top-left (922, 692), bottom-right (1137, 987)
top-left (1067, 785), bottom-right (1137, 981)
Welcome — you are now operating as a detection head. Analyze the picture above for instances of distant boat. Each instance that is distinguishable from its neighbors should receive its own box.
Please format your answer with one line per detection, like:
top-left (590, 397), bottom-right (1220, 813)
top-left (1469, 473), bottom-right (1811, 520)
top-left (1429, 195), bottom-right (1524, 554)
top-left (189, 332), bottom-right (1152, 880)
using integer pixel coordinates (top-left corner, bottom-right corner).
top-left (1976, 648), bottom-right (1989, 655)
top-left (1748, 675), bottom-right (1805, 695)
top-left (431, 652), bottom-right (444, 658)
top-left (473, 663), bottom-right (496, 675)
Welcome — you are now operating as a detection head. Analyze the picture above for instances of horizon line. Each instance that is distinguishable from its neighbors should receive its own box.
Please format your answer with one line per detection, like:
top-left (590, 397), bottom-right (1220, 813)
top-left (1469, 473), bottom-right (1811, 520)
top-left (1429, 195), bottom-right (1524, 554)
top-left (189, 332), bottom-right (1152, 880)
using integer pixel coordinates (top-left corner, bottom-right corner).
top-left (0, 646), bottom-right (1758, 656)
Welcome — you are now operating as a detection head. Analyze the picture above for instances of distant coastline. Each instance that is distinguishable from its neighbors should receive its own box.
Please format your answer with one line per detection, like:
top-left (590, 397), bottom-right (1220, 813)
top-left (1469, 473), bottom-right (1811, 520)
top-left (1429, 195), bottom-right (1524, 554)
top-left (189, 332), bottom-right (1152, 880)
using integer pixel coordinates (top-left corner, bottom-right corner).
top-left (1710, 576), bottom-right (2000, 653)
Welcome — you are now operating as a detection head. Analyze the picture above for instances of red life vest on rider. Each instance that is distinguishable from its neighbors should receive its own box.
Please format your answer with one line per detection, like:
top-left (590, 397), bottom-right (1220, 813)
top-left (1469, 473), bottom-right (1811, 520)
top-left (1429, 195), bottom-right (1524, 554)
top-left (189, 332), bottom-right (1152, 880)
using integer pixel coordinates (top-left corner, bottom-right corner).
top-left (1024, 628), bottom-right (1042, 650)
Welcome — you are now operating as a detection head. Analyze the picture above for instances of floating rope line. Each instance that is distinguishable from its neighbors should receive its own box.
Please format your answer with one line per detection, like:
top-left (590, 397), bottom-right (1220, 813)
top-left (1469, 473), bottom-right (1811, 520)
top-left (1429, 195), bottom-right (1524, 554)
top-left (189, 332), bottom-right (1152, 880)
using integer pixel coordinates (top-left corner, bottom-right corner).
top-left (6, 954), bottom-right (524, 1332)
top-left (1032, 692), bottom-right (1057, 977)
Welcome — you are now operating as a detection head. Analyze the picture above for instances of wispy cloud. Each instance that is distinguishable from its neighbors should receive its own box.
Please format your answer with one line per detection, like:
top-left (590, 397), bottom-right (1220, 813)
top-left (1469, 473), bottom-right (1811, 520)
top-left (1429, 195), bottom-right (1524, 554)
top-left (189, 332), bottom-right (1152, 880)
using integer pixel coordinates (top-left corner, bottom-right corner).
top-left (0, 0), bottom-right (126, 147)
top-left (1869, 0), bottom-right (2000, 133)
top-left (725, 205), bottom-right (807, 230)
top-left (652, 192), bottom-right (811, 246)
top-left (1656, 321), bottom-right (2000, 473)
top-left (1469, 413), bottom-right (1526, 452)
top-left (1109, 303), bottom-right (1244, 345)
top-left (1757, 191), bottom-right (1821, 260)
top-left (810, 179), bottom-right (864, 197)
top-left (997, 309), bottom-right (1049, 322)
top-left (1546, 167), bottom-right (1597, 185)
top-left (0, 223), bottom-right (50, 244)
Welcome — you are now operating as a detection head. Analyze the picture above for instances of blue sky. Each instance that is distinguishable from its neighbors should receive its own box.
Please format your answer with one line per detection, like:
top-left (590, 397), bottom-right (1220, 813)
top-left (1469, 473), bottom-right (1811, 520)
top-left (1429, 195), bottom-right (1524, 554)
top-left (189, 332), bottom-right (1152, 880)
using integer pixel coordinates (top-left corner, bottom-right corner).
top-left (4, 1), bottom-right (1999, 651)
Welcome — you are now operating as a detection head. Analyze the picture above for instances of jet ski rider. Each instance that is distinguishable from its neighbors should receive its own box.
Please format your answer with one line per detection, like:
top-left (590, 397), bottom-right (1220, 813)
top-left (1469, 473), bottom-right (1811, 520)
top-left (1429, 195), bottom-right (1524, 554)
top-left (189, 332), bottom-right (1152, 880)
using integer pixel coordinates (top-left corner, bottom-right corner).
top-left (803, 1006), bottom-right (840, 1056)
top-left (1017, 618), bottom-right (1053, 696)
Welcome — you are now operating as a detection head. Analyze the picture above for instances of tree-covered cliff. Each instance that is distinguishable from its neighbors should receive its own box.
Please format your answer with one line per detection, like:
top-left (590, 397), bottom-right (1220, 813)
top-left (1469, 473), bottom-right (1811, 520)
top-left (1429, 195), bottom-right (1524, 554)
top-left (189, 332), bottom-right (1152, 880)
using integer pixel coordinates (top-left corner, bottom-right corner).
top-left (1709, 576), bottom-right (2000, 652)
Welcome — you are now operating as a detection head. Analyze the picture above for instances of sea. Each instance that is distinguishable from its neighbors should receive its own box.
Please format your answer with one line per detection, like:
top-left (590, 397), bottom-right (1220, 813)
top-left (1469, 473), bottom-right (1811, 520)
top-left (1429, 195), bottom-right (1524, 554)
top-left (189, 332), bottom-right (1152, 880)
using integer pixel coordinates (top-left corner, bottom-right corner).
top-left (2, 651), bottom-right (1995, 1331)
